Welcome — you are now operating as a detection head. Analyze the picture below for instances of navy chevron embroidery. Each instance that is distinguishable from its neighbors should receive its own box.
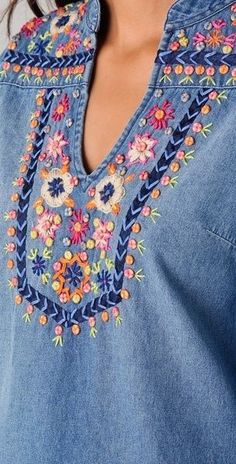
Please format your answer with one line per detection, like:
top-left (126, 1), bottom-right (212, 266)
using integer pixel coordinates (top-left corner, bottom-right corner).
top-left (15, 87), bottom-right (213, 329)
top-left (2, 49), bottom-right (95, 69)
top-left (155, 50), bottom-right (236, 66)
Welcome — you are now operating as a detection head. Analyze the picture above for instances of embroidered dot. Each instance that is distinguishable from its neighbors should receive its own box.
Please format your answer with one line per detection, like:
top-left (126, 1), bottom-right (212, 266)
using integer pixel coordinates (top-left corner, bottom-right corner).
top-left (35, 205), bottom-right (44, 215)
top-left (219, 64), bottom-right (230, 75)
top-left (204, 21), bottom-right (212, 30)
top-left (88, 317), bottom-right (96, 328)
top-left (45, 237), bottom-right (54, 247)
top-left (177, 29), bottom-right (185, 38)
top-left (72, 89), bottom-right (80, 98)
top-left (154, 88), bottom-right (164, 98)
top-left (132, 223), bottom-right (141, 233)
top-left (26, 304), bottom-right (34, 315)
top-left (175, 64), bottom-right (184, 75)
top-left (39, 314), bottom-right (48, 325)
top-left (65, 207), bottom-right (73, 216)
top-left (184, 136), bottom-right (195, 146)
top-left (119, 166), bottom-right (127, 176)
top-left (63, 237), bottom-right (71, 247)
top-left (7, 259), bottom-right (14, 269)
top-left (139, 170), bottom-right (149, 181)
top-left (124, 268), bottom-right (135, 279)
top-left (72, 294), bottom-right (81, 304)
top-left (165, 127), bottom-right (173, 136)
top-left (11, 193), bottom-right (19, 203)
top-left (43, 125), bottom-right (51, 134)
top-left (201, 104), bottom-right (211, 115)
top-left (64, 250), bottom-right (72, 260)
top-left (161, 175), bottom-right (171, 186)
top-left (222, 45), bottom-right (233, 54)
top-left (86, 239), bottom-right (95, 249)
top-left (7, 226), bottom-right (16, 237)
top-left (116, 153), bottom-right (125, 164)
top-left (181, 92), bottom-right (190, 102)
top-left (128, 239), bottom-right (137, 250)
top-left (30, 229), bottom-right (38, 239)
top-left (120, 289), bottom-right (130, 300)
top-left (195, 65), bottom-right (205, 75)
top-left (66, 118), bottom-right (74, 128)
top-left (151, 189), bottom-right (161, 199)
top-left (44, 158), bottom-right (53, 168)
top-left (192, 122), bottom-right (203, 133)
top-left (196, 42), bottom-right (206, 52)
top-left (139, 117), bottom-right (147, 127)
top-left (15, 294), bottom-right (23, 305)
top-left (126, 254), bottom-right (135, 265)
top-left (55, 325), bottom-right (63, 336)
top-left (142, 206), bottom-right (152, 217)
top-left (71, 324), bottom-right (81, 335)
top-left (101, 311), bottom-right (109, 323)
top-left (170, 161), bottom-right (180, 172)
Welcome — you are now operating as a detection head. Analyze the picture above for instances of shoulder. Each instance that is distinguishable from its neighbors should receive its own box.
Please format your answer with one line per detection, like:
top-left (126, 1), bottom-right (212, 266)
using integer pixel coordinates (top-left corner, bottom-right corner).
top-left (3, 0), bottom-right (92, 58)
top-left (0, 0), bottom-right (96, 86)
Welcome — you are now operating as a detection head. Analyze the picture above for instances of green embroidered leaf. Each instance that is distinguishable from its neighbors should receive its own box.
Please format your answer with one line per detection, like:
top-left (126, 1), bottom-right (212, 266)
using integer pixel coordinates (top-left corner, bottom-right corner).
top-left (27, 248), bottom-right (38, 260)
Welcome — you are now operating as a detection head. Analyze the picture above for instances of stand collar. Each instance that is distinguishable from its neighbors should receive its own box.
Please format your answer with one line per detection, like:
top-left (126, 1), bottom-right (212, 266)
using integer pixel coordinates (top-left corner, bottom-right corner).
top-left (85, 0), bottom-right (236, 32)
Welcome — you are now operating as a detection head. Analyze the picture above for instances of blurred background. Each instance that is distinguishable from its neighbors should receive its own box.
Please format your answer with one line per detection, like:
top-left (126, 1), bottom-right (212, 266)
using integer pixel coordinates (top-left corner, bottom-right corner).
top-left (0, 0), bottom-right (50, 52)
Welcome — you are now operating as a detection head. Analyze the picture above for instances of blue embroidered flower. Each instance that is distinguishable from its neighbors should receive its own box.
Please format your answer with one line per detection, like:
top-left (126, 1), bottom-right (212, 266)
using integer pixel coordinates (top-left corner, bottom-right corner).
top-left (33, 40), bottom-right (51, 54)
top-left (32, 254), bottom-right (46, 276)
top-left (99, 182), bottom-right (115, 204)
top-left (93, 173), bottom-right (125, 214)
top-left (48, 177), bottom-right (65, 198)
top-left (97, 270), bottom-right (112, 292)
top-left (56, 15), bottom-right (71, 28)
top-left (64, 262), bottom-right (83, 288)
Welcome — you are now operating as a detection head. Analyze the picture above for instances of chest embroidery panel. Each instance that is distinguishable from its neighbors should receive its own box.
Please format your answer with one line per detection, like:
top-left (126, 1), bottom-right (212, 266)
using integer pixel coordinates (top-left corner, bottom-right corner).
top-left (3, 3), bottom-right (236, 347)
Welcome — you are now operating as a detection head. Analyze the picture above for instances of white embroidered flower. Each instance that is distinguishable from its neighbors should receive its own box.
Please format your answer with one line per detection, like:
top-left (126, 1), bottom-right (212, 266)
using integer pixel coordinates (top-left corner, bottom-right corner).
top-left (94, 173), bottom-right (125, 214)
top-left (127, 133), bottom-right (158, 165)
top-left (41, 168), bottom-right (74, 208)
top-left (50, 11), bottom-right (79, 36)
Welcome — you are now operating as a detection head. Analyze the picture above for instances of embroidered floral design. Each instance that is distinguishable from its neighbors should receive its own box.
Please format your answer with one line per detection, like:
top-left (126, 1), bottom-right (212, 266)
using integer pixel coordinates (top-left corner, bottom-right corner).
top-left (32, 209), bottom-right (62, 245)
top-left (146, 100), bottom-right (175, 130)
top-left (44, 130), bottom-right (69, 162)
top-left (88, 172), bottom-right (126, 214)
top-left (52, 94), bottom-right (70, 121)
top-left (92, 218), bottom-right (114, 257)
top-left (52, 251), bottom-right (90, 304)
top-left (50, 10), bottom-right (79, 37)
top-left (21, 17), bottom-right (44, 37)
top-left (127, 133), bottom-right (158, 165)
top-left (40, 167), bottom-right (77, 208)
top-left (68, 208), bottom-right (90, 244)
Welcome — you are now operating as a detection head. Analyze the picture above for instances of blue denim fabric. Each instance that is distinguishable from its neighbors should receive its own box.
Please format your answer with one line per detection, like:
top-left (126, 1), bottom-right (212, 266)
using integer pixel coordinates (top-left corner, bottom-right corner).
top-left (0, 0), bottom-right (236, 463)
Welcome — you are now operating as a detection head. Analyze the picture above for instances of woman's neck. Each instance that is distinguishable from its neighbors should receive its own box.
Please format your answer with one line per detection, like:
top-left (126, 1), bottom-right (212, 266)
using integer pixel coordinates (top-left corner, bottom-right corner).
top-left (99, 0), bottom-right (176, 49)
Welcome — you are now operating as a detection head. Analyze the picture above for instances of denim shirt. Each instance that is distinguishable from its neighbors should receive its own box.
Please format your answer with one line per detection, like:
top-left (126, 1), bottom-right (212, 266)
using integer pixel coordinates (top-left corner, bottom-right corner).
top-left (0, 0), bottom-right (236, 462)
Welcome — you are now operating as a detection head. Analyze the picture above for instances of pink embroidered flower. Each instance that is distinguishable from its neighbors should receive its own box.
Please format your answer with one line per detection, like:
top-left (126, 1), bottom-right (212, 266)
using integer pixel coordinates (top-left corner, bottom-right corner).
top-left (193, 32), bottom-right (206, 46)
top-left (146, 100), bottom-right (175, 130)
top-left (52, 94), bottom-right (70, 121)
top-left (212, 19), bottom-right (226, 30)
top-left (127, 133), bottom-right (158, 165)
top-left (21, 17), bottom-right (44, 37)
top-left (34, 209), bottom-right (62, 242)
top-left (224, 33), bottom-right (236, 47)
top-left (68, 209), bottom-right (90, 244)
top-left (92, 218), bottom-right (113, 251)
top-left (46, 131), bottom-right (69, 162)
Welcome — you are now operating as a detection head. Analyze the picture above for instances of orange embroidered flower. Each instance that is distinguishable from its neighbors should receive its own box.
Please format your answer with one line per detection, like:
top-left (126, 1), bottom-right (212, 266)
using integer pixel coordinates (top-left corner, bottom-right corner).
top-left (206, 30), bottom-right (224, 47)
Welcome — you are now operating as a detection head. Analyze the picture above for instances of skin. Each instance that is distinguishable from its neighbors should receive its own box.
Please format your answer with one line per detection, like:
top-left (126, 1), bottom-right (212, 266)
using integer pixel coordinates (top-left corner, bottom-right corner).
top-left (81, 0), bottom-right (175, 175)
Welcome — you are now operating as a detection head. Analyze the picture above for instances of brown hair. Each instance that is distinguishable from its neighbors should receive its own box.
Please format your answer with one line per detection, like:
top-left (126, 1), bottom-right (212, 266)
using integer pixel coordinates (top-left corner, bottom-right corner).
top-left (1, 0), bottom-right (73, 37)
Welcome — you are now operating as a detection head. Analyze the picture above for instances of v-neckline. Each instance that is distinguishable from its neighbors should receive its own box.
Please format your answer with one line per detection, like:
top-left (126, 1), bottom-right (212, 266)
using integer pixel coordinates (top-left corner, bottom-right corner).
top-left (72, 2), bottom-right (174, 191)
